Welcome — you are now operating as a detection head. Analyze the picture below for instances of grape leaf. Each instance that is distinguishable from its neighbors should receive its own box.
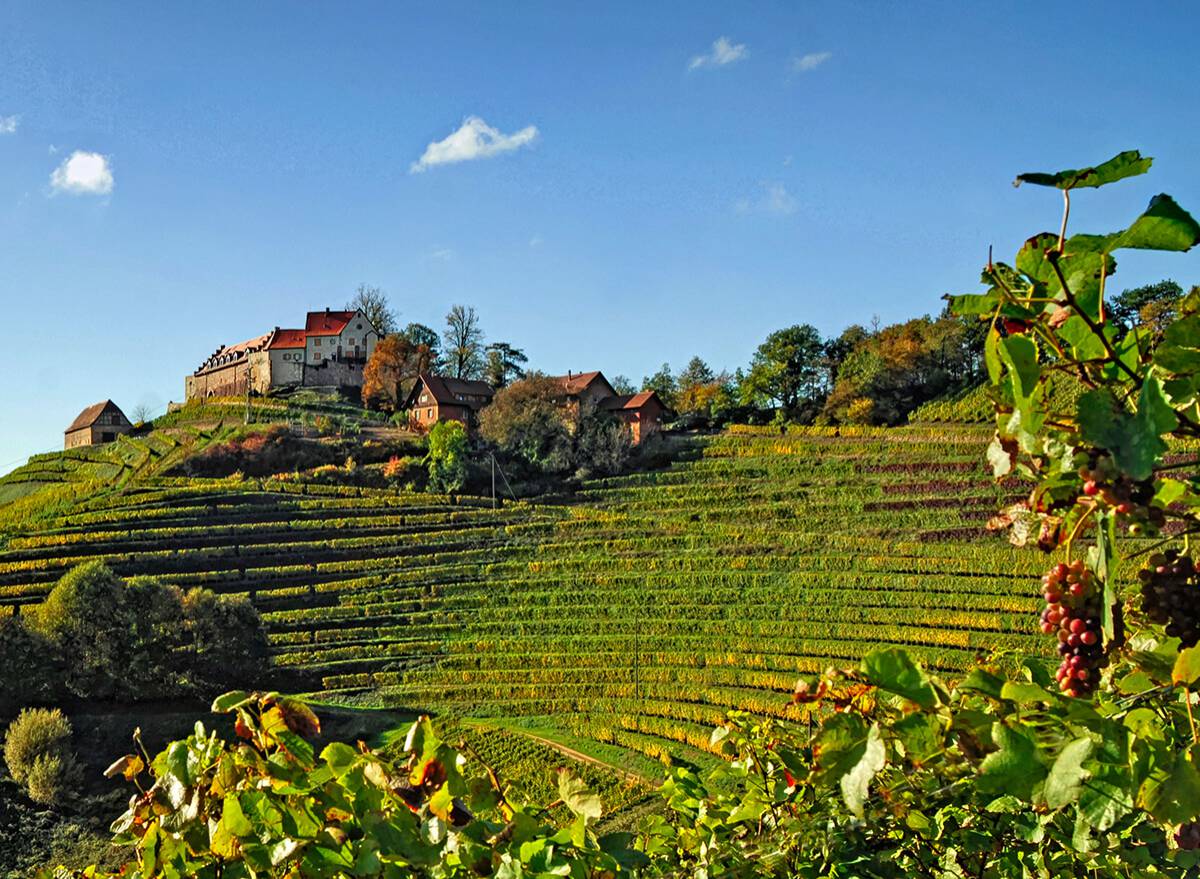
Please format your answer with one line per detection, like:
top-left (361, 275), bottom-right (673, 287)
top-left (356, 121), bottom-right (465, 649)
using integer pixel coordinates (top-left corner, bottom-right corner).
top-left (1076, 376), bottom-right (1176, 481)
top-left (1015, 150), bottom-right (1152, 190)
top-left (862, 647), bottom-right (938, 708)
top-left (1140, 750), bottom-right (1200, 824)
top-left (557, 769), bottom-right (602, 820)
top-left (979, 723), bottom-right (1046, 800)
top-left (1044, 737), bottom-right (1094, 810)
top-left (1113, 194), bottom-right (1200, 252)
top-left (1173, 646), bottom-right (1200, 687)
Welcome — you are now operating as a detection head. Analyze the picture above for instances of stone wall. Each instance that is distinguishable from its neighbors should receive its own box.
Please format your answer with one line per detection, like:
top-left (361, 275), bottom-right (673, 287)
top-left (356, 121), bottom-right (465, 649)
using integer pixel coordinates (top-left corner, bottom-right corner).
top-left (301, 358), bottom-right (365, 390)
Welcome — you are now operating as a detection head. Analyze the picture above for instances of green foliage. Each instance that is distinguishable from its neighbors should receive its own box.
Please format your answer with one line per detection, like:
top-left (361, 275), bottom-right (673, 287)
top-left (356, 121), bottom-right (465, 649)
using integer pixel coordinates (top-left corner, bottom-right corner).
top-left (0, 615), bottom-right (57, 714)
top-left (28, 561), bottom-right (266, 701)
top-left (426, 419), bottom-right (469, 492)
top-left (59, 693), bottom-right (635, 879)
top-left (741, 323), bottom-right (827, 415)
top-left (478, 374), bottom-right (572, 474)
top-left (4, 708), bottom-right (79, 805)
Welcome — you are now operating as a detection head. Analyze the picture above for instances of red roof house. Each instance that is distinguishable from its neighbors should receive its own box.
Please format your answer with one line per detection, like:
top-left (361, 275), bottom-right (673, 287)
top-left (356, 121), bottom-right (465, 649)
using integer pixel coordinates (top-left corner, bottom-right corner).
top-left (403, 373), bottom-right (496, 433)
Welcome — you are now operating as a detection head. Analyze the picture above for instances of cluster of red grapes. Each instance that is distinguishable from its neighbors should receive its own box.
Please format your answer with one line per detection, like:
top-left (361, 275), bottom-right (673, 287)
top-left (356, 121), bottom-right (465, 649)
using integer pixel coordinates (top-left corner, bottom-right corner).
top-left (1138, 550), bottom-right (1200, 648)
top-left (1040, 560), bottom-right (1106, 697)
top-left (1079, 456), bottom-right (1163, 536)
top-left (1177, 821), bottom-right (1200, 851)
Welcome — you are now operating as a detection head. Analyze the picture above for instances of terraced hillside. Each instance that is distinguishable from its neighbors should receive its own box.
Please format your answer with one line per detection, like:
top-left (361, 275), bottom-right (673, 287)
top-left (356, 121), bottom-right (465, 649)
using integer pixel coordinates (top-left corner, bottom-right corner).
top-left (0, 423), bottom-right (1043, 766)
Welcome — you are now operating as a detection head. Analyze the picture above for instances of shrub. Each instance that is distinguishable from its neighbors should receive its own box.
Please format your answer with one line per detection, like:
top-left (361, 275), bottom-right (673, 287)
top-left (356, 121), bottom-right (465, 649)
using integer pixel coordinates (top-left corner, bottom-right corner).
top-left (4, 708), bottom-right (73, 793)
top-left (24, 751), bottom-right (79, 805)
top-left (426, 420), bottom-right (469, 492)
top-left (479, 374), bottom-right (572, 474)
top-left (180, 589), bottom-right (269, 693)
top-left (29, 562), bottom-right (268, 701)
top-left (0, 616), bottom-right (58, 713)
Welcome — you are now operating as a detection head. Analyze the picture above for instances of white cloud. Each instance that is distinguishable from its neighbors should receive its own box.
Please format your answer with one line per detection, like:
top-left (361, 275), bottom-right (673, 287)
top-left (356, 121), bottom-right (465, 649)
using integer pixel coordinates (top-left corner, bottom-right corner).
top-left (429, 248), bottom-right (455, 261)
top-left (529, 234), bottom-right (543, 248)
top-left (689, 36), bottom-right (747, 71)
top-left (0, 115), bottom-right (18, 134)
top-left (792, 51), bottom-right (832, 73)
top-left (49, 150), bottom-right (114, 195)
top-left (736, 182), bottom-right (797, 216)
top-left (410, 116), bottom-right (538, 173)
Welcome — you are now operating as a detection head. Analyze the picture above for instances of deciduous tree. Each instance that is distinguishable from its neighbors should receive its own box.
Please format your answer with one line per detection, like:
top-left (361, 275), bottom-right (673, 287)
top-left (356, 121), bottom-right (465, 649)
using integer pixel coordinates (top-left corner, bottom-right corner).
top-left (362, 334), bottom-right (434, 410)
top-left (443, 305), bottom-right (485, 379)
top-left (346, 283), bottom-right (398, 336)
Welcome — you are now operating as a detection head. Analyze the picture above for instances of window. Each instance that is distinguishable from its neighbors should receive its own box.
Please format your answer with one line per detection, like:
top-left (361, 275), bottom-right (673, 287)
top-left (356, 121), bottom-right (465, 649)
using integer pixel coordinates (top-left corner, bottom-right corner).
top-left (314, 353), bottom-right (323, 362)
top-left (420, 393), bottom-right (428, 403)
top-left (348, 337), bottom-right (355, 346)
top-left (427, 408), bottom-right (433, 419)
top-left (357, 323), bottom-right (363, 330)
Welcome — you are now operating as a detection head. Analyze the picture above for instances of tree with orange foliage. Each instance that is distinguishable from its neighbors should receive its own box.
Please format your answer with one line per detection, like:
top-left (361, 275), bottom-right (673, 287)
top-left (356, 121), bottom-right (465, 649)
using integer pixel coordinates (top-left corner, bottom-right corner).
top-left (362, 335), bottom-right (433, 411)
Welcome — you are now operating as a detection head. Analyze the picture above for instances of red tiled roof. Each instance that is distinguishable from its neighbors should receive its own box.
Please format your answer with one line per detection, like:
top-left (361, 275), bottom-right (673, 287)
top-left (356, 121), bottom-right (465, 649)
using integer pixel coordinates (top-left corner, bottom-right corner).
top-left (305, 310), bottom-right (359, 336)
top-left (268, 328), bottom-right (307, 349)
top-left (549, 371), bottom-right (611, 395)
top-left (65, 400), bottom-right (127, 434)
top-left (599, 390), bottom-right (663, 411)
top-left (406, 373), bottom-right (495, 409)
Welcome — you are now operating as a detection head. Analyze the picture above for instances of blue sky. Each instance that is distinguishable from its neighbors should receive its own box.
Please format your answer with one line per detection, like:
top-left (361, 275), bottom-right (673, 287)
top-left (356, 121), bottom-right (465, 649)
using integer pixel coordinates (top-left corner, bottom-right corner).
top-left (1, 1), bottom-right (1198, 472)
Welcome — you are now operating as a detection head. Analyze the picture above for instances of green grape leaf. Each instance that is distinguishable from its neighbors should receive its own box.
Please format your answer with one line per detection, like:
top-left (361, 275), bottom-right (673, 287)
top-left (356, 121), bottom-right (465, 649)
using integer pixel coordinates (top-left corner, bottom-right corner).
top-left (957, 667), bottom-right (1005, 699)
top-left (321, 742), bottom-right (360, 777)
top-left (1057, 315), bottom-right (1111, 361)
top-left (1140, 750), bottom-right (1200, 824)
top-left (984, 326), bottom-right (1003, 384)
top-left (893, 714), bottom-right (940, 763)
top-left (861, 647), bottom-right (938, 708)
top-left (1076, 376), bottom-right (1176, 481)
top-left (1015, 232), bottom-right (1059, 286)
top-left (222, 794), bottom-right (255, 837)
top-left (1078, 765), bottom-right (1134, 830)
top-left (1015, 150), bottom-right (1152, 190)
top-left (211, 691), bottom-right (252, 713)
top-left (814, 714), bottom-right (886, 817)
top-left (557, 769), bottom-right (602, 820)
top-left (1044, 737), bottom-right (1094, 810)
top-left (947, 291), bottom-right (1002, 315)
top-left (979, 723), bottom-right (1046, 801)
top-left (999, 681), bottom-right (1054, 705)
top-left (1155, 313), bottom-right (1200, 374)
top-left (1113, 194), bottom-right (1200, 252)
top-left (1173, 646), bottom-right (1200, 686)
top-left (999, 335), bottom-right (1040, 402)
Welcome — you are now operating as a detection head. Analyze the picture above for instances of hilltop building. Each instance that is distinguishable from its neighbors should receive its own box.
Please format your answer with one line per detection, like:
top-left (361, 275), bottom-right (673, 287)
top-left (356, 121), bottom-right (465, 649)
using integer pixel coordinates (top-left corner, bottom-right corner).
top-left (403, 373), bottom-right (496, 433)
top-left (184, 308), bottom-right (380, 401)
top-left (64, 400), bottom-right (132, 449)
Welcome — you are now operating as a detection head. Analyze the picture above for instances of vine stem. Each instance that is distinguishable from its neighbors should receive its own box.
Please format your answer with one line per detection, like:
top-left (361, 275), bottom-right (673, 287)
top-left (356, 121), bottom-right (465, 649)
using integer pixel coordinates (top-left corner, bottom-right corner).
top-left (1185, 686), bottom-right (1198, 745)
top-left (1058, 190), bottom-right (1071, 253)
top-left (1064, 504), bottom-right (1095, 559)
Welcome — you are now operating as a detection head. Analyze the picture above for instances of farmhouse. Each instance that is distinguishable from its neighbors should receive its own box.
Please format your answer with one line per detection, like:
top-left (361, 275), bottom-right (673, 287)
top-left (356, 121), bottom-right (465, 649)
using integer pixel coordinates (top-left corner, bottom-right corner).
top-left (552, 371), bottom-right (668, 444)
top-left (404, 373), bottom-right (495, 433)
top-left (599, 390), bottom-right (668, 444)
top-left (184, 308), bottom-right (380, 401)
top-left (64, 400), bottom-right (133, 449)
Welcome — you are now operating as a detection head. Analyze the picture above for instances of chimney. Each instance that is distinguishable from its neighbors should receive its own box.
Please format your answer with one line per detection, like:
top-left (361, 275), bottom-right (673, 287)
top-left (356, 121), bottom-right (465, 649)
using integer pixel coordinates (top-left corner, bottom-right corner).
top-left (325, 307), bottom-right (330, 315)
top-left (568, 370), bottom-right (573, 379)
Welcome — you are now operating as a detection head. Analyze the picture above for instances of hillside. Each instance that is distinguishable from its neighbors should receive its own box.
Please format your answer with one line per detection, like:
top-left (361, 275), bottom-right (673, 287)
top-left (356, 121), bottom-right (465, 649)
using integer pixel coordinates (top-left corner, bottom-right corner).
top-left (0, 419), bottom-right (1042, 769)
